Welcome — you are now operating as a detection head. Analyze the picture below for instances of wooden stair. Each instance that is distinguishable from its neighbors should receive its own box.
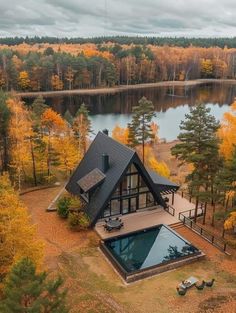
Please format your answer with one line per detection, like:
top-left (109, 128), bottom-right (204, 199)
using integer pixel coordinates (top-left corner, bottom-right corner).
top-left (169, 222), bottom-right (184, 230)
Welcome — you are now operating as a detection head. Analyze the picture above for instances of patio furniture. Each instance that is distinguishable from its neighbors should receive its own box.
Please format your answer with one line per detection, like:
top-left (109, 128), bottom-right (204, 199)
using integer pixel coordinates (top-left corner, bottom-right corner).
top-left (179, 276), bottom-right (198, 289)
top-left (176, 287), bottom-right (187, 296)
top-left (104, 218), bottom-right (124, 232)
top-left (205, 279), bottom-right (215, 287)
top-left (194, 280), bottom-right (205, 290)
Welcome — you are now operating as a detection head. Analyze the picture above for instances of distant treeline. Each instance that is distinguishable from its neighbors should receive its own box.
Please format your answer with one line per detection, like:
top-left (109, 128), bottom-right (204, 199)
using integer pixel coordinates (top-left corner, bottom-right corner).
top-left (2, 36), bottom-right (236, 48)
top-left (1, 43), bottom-right (236, 92)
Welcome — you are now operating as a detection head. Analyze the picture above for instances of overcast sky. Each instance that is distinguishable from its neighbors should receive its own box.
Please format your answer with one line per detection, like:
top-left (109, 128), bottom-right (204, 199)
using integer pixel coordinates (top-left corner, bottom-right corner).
top-left (1, 0), bottom-right (236, 38)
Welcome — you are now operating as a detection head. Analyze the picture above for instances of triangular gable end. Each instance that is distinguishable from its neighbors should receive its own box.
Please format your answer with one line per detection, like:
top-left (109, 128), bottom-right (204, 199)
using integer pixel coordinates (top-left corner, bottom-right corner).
top-left (85, 152), bottom-right (166, 226)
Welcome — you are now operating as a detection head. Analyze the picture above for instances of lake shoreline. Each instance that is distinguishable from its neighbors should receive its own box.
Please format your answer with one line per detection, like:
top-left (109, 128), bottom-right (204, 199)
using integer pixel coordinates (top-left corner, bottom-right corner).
top-left (16, 78), bottom-right (236, 98)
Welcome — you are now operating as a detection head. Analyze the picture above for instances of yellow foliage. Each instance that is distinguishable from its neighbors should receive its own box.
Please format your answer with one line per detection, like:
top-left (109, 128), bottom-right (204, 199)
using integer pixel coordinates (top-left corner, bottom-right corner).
top-left (200, 58), bottom-right (213, 77)
top-left (218, 101), bottom-right (236, 160)
top-left (224, 211), bottom-right (236, 230)
top-left (112, 124), bottom-right (129, 145)
top-left (145, 146), bottom-right (170, 178)
top-left (148, 156), bottom-right (170, 178)
top-left (0, 173), bottom-right (44, 277)
top-left (7, 97), bottom-right (33, 188)
top-left (53, 133), bottom-right (81, 175)
top-left (51, 74), bottom-right (63, 90)
top-left (18, 71), bottom-right (30, 90)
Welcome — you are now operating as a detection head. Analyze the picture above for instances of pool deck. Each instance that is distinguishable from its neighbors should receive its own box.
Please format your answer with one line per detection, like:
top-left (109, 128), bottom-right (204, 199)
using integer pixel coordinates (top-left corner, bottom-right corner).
top-left (95, 193), bottom-right (200, 239)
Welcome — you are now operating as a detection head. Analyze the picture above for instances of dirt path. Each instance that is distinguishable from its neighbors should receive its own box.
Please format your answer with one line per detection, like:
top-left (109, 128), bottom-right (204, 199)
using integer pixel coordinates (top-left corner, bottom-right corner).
top-left (20, 187), bottom-right (99, 269)
top-left (16, 79), bottom-right (236, 98)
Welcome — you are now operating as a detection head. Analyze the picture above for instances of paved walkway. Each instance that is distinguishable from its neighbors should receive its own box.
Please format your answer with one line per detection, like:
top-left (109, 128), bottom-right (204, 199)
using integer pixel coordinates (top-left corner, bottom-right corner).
top-left (95, 193), bottom-right (198, 239)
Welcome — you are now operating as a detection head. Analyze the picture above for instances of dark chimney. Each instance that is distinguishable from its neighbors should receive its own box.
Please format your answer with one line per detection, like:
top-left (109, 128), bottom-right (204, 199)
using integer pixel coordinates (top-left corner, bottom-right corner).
top-left (102, 154), bottom-right (109, 172)
top-left (102, 129), bottom-right (109, 136)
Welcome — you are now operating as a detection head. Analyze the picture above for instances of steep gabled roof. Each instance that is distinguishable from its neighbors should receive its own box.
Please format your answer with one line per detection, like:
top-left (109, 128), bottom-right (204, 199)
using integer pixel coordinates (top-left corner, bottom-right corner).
top-left (66, 132), bottom-right (169, 225)
top-left (66, 132), bottom-right (136, 224)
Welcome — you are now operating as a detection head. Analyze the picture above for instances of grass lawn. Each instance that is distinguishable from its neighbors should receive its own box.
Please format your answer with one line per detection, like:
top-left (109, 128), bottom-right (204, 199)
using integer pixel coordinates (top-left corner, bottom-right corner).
top-left (21, 187), bottom-right (236, 313)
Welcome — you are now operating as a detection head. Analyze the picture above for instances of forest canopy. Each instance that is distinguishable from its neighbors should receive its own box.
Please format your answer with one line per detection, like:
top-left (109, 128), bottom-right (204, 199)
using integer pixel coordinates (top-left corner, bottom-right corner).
top-left (2, 36), bottom-right (236, 48)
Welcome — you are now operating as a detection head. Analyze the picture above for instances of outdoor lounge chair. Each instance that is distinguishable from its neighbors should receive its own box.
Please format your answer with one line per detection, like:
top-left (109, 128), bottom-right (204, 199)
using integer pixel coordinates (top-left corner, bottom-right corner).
top-left (194, 281), bottom-right (205, 290)
top-left (205, 279), bottom-right (215, 287)
top-left (176, 287), bottom-right (187, 296)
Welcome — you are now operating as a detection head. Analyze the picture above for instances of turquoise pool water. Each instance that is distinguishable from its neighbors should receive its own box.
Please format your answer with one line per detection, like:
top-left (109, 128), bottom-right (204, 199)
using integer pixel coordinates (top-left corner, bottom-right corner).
top-left (105, 225), bottom-right (199, 273)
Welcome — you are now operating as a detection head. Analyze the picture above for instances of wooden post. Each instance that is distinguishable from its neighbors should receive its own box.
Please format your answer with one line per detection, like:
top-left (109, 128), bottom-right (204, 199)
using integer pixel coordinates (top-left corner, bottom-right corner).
top-left (172, 192), bottom-right (174, 205)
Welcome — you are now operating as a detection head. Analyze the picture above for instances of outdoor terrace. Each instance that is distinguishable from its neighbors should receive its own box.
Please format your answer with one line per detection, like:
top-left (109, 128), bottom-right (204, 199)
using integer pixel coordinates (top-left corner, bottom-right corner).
top-left (95, 193), bottom-right (199, 239)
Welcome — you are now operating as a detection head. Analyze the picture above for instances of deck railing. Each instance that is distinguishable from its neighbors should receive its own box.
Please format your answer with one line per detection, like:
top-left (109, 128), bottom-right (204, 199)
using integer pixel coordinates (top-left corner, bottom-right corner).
top-left (164, 204), bottom-right (175, 216)
top-left (179, 210), bottom-right (229, 254)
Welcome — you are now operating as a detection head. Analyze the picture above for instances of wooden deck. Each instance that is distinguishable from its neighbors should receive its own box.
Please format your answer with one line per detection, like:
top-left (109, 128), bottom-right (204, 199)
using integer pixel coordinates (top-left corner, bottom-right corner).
top-left (95, 193), bottom-right (198, 239)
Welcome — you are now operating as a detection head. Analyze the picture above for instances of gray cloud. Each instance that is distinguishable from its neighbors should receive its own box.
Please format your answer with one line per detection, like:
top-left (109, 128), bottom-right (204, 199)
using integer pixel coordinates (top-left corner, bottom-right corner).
top-left (0, 0), bottom-right (236, 37)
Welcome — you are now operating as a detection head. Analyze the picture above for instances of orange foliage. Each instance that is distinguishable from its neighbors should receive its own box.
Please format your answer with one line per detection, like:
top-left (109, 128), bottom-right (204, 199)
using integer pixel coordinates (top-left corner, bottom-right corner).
top-left (112, 124), bottom-right (129, 145)
top-left (41, 108), bottom-right (66, 131)
top-left (218, 101), bottom-right (236, 160)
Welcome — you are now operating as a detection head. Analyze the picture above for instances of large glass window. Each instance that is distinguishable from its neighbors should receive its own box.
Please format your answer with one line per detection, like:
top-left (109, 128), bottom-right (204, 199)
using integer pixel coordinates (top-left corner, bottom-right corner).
top-left (110, 199), bottom-right (121, 216)
top-left (101, 162), bottom-right (159, 218)
top-left (139, 193), bottom-right (146, 209)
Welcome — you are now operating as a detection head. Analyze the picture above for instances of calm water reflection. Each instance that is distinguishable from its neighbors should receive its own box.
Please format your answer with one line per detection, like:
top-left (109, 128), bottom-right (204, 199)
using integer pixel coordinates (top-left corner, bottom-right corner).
top-left (25, 83), bottom-right (236, 141)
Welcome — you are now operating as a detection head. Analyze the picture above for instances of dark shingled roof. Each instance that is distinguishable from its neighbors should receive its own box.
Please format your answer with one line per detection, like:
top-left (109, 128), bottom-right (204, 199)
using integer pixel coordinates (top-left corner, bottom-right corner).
top-left (147, 169), bottom-right (179, 194)
top-left (66, 132), bottom-right (175, 225)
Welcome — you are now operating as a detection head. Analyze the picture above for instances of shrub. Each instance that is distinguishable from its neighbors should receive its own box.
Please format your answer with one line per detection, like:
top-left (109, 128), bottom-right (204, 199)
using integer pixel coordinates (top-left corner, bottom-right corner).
top-left (57, 197), bottom-right (71, 218)
top-left (68, 212), bottom-right (90, 231)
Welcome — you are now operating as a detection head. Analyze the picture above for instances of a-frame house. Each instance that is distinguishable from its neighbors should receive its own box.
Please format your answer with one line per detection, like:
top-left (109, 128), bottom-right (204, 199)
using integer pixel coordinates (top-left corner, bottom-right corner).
top-left (66, 131), bottom-right (179, 226)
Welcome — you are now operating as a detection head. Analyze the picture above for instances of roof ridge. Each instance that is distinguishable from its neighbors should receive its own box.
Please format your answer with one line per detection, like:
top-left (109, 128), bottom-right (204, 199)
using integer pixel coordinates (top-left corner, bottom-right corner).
top-left (97, 131), bottom-right (135, 155)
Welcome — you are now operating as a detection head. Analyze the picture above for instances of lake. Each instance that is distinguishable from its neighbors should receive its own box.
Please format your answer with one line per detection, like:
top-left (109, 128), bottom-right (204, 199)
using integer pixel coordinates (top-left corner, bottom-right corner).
top-left (24, 82), bottom-right (236, 141)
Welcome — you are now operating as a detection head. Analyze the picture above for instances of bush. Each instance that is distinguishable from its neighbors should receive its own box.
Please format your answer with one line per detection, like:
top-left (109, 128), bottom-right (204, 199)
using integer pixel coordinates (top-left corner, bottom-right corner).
top-left (57, 197), bottom-right (71, 218)
top-left (68, 212), bottom-right (90, 231)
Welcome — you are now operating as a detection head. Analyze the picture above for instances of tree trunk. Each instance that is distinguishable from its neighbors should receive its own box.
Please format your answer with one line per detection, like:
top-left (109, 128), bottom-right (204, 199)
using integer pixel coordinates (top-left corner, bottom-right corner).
top-left (30, 137), bottom-right (37, 186)
top-left (194, 197), bottom-right (199, 223)
top-left (211, 203), bottom-right (216, 227)
top-left (203, 202), bottom-right (207, 225)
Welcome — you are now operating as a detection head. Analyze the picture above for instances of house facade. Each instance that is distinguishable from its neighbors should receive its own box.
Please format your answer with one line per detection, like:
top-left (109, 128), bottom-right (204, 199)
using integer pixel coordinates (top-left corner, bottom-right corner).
top-left (66, 131), bottom-right (179, 226)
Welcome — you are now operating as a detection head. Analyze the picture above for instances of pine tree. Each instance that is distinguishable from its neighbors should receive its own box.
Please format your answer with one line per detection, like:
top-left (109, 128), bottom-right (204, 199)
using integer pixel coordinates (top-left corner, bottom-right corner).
top-left (64, 109), bottom-right (74, 126)
top-left (31, 96), bottom-right (48, 121)
top-left (128, 97), bottom-right (156, 163)
top-left (0, 258), bottom-right (68, 313)
top-left (171, 104), bottom-right (220, 221)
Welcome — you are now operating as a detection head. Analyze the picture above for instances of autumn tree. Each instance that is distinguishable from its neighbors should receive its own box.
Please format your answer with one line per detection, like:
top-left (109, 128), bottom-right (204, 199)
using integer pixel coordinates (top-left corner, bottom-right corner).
top-left (224, 211), bottom-right (236, 231)
top-left (112, 124), bottom-right (129, 145)
top-left (51, 74), bottom-right (63, 90)
top-left (146, 147), bottom-right (170, 178)
top-left (218, 100), bottom-right (236, 160)
top-left (53, 129), bottom-right (81, 176)
top-left (0, 174), bottom-right (44, 279)
top-left (0, 258), bottom-right (68, 313)
top-left (7, 97), bottom-right (33, 189)
top-left (0, 92), bottom-right (10, 172)
top-left (18, 71), bottom-right (30, 90)
top-left (128, 97), bottom-right (156, 163)
top-left (200, 59), bottom-right (213, 78)
top-left (72, 103), bottom-right (92, 156)
top-left (41, 108), bottom-right (66, 177)
top-left (171, 104), bottom-right (220, 221)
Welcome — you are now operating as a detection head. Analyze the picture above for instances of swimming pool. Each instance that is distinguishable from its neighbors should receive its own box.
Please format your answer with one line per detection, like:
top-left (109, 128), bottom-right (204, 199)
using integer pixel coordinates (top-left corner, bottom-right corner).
top-left (101, 224), bottom-right (204, 282)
